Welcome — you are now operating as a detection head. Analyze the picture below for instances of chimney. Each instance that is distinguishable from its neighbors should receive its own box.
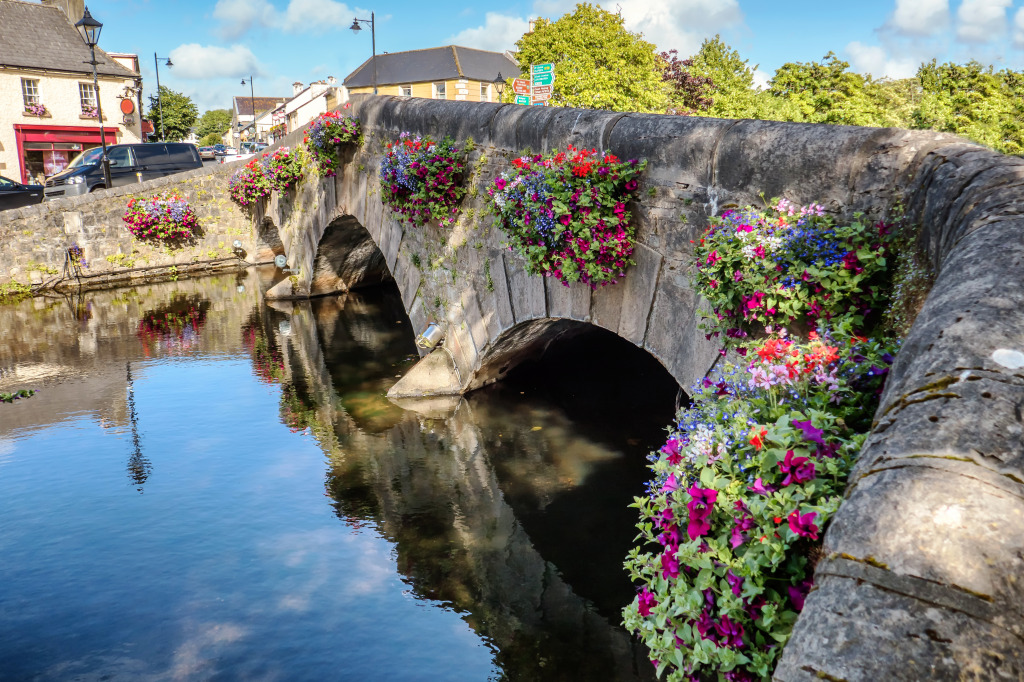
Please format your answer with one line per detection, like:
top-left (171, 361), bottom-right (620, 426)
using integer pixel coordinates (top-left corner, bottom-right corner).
top-left (327, 76), bottom-right (337, 85)
top-left (42, 0), bottom-right (84, 23)
top-left (528, 19), bottom-right (535, 33)
top-left (292, 81), bottom-right (304, 96)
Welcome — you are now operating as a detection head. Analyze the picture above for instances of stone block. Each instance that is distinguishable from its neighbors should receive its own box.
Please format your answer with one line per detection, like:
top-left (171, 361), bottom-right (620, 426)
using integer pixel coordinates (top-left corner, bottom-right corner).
top-left (617, 242), bottom-right (662, 345)
top-left (503, 251), bottom-right (546, 323)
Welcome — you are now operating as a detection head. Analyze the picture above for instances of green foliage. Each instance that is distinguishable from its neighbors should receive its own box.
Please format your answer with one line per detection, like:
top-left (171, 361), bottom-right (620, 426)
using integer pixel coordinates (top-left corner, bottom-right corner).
top-left (0, 281), bottom-right (32, 304)
top-left (200, 132), bottom-right (223, 147)
top-left (1, 389), bottom-right (36, 403)
top-left (196, 108), bottom-right (232, 139)
top-left (146, 86), bottom-right (199, 141)
top-left (514, 3), bottom-right (669, 112)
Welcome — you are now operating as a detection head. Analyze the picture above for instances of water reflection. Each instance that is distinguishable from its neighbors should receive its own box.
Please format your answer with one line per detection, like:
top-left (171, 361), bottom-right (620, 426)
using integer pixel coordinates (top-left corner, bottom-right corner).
top-left (0, 271), bottom-right (669, 681)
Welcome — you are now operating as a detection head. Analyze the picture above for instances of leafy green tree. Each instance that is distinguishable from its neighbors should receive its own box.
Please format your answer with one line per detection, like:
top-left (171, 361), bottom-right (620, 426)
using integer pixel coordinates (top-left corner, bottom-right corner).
top-left (514, 3), bottom-right (669, 113)
top-left (769, 52), bottom-right (881, 126)
top-left (660, 49), bottom-right (713, 115)
top-left (197, 108), bottom-right (232, 140)
top-left (146, 86), bottom-right (198, 142)
top-left (200, 132), bottom-right (223, 147)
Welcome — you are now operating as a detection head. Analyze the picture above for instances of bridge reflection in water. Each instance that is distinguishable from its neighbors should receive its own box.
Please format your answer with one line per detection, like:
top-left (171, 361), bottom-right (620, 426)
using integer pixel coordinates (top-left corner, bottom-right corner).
top-left (0, 271), bottom-right (674, 681)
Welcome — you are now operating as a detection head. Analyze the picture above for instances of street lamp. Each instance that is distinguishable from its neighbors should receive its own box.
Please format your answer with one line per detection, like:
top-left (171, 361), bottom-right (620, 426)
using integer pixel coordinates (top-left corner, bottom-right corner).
top-left (153, 53), bottom-right (172, 141)
top-left (349, 13), bottom-right (377, 95)
top-left (493, 72), bottom-right (506, 102)
top-left (74, 6), bottom-right (111, 189)
top-left (241, 76), bottom-right (256, 143)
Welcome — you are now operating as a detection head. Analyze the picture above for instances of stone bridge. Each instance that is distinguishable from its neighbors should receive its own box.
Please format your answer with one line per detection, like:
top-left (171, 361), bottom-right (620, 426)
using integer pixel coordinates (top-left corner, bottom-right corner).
top-left (3, 95), bottom-right (1023, 679)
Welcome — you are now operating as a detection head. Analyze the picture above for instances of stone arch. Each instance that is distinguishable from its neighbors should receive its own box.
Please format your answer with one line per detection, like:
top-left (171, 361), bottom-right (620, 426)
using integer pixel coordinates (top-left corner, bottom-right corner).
top-left (308, 214), bottom-right (392, 297)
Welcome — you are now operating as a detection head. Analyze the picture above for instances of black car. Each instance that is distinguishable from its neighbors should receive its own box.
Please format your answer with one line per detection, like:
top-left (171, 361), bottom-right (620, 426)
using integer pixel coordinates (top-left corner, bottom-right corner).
top-left (214, 144), bottom-right (228, 156)
top-left (0, 175), bottom-right (44, 211)
top-left (43, 143), bottom-right (203, 200)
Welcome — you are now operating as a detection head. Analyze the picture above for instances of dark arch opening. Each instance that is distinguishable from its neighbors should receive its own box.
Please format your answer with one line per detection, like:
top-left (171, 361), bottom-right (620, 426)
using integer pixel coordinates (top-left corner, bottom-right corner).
top-left (469, 322), bottom-right (684, 620)
top-left (310, 215), bottom-right (393, 297)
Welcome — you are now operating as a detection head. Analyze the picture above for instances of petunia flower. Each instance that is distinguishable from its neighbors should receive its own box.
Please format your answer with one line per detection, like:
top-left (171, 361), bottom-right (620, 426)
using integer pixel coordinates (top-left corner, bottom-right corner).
top-left (778, 449), bottom-right (816, 486)
top-left (637, 587), bottom-right (658, 616)
top-left (787, 510), bottom-right (819, 539)
top-left (791, 419), bottom-right (825, 445)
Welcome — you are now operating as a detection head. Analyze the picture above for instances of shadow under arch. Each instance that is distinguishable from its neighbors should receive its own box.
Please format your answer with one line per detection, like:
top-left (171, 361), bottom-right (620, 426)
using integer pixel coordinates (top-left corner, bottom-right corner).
top-left (467, 317), bottom-right (689, 409)
top-left (309, 214), bottom-right (393, 297)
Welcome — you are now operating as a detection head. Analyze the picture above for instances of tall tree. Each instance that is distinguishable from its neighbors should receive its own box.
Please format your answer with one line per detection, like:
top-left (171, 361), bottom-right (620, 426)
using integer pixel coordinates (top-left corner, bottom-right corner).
top-left (197, 108), bottom-right (232, 140)
top-left (769, 52), bottom-right (879, 126)
top-left (514, 3), bottom-right (669, 113)
top-left (688, 36), bottom-right (782, 120)
top-left (660, 49), bottom-right (713, 115)
top-left (146, 86), bottom-right (198, 142)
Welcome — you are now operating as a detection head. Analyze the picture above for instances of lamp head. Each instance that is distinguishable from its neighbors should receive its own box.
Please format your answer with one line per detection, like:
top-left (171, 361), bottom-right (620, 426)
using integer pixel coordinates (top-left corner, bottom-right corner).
top-left (165, 58), bottom-right (173, 68)
top-left (350, 19), bottom-right (362, 33)
top-left (75, 6), bottom-right (103, 47)
top-left (493, 72), bottom-right (505, 97)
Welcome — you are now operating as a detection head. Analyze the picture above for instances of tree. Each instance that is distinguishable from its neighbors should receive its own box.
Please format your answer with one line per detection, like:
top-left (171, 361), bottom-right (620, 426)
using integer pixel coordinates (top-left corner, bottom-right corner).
top-left (146, 86), bottom-right (198, 142)
top-left (688, 36), bottom-right (782, 120)
top-left (769, 52), bottom-right (880, 126)
top-left (200, 132), bottom-right (223, 147)
top-left (660, 50), bottom-right (713, 115)
top-left (197, 108), bottom-right (232, 140)
top-left (514, 3), bottom-right (669, 113)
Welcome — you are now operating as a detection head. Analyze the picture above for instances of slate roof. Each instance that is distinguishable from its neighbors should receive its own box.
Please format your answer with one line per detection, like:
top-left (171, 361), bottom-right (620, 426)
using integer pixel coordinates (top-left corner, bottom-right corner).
top-left (344, 46), bottom-right (520, 88)
top-left (233, 96), bottom-right (287, 117)
top-left (0, 0), bottom-right (138, 78)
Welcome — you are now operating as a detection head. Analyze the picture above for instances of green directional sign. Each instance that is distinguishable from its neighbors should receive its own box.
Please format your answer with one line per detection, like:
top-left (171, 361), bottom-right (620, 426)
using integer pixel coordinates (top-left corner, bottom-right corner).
top-left (532, 72), bottom-right (554, 87)
top-left (532, 63), bottom-right (554, 74)
top-left (515, 94), bottom-right (531, 106)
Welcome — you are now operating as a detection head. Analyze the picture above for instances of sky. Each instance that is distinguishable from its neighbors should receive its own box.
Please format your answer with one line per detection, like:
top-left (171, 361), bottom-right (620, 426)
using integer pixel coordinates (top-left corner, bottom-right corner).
top-left (85, 0), bottom-right (1024, 114)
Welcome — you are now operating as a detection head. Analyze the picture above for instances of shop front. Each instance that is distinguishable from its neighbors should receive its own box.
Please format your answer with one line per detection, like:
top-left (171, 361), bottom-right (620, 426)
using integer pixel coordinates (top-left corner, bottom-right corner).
top-left (13, 124), bottom-right (120, 185)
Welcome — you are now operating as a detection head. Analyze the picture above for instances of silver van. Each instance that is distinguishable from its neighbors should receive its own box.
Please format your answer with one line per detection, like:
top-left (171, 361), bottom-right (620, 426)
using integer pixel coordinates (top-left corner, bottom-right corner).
top-left (44, 142), bottom-right (202, 200)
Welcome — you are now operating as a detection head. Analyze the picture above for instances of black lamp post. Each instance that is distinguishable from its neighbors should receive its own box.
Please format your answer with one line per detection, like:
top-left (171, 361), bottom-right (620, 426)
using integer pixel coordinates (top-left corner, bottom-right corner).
top-left (493, 72), bottom-right (506, 102)
top-left (153, 53), bottom-right (172, 141)
top-left (241, 76), bottom-right (256, 142)
top-left (75, 6), bottom-right (111, 189)
top-left (349, 13), bottom-right (377, 95)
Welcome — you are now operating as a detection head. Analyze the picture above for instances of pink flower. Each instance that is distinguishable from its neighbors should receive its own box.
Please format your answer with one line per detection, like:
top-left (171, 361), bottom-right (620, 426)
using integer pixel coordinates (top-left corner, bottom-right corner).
top-left (778, 449), bottom-right (816, 486)
top-left (685, 486), bottom-right (717, 540)
top-left (787, 510), bottom-right (819, 539)
top-left (660, 437), bottom-right (684, 465)
top-left (706, 250), bottom-right (721, 266)
top-left (660, 550), bottom-right (679, 579)
top-left (637, 587), bottom-right (658, 616)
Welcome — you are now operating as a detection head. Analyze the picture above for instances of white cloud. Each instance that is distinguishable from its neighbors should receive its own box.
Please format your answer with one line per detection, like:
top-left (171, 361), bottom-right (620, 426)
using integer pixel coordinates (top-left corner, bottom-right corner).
top-left (613, 0), bottom-right (743, 53)
top-left (212, 0), bottom-right (277, 40)
top-left (845, 41), bottom-right (919, 78)
top-left (889, 0), bottom-right (949, 36)
top-left (956, 0), bottom-right (1011, 43)
top-left (168, 44), bottom-right (265, 79)
top-left (281, 0), bottom-right (358, 34)
top-left (1013, 7), bottom-right (1024, 47)
top-left (751, 67), bottom-right (770, 90)
top-left (448, 13), bottom-right (531, 52)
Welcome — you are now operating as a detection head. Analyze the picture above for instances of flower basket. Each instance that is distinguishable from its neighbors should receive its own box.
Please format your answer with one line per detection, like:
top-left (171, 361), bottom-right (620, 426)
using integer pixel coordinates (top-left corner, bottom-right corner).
top-left (379, 133), bottom-right (467, 228)
top-left (122, 193), bottom-right (198, 241)
top-left (303, 111), bottom-right (361, 177)
top-left (24, 103), bottom-right (49, 117)
top-left (488, 146), bottom-right (646, 288)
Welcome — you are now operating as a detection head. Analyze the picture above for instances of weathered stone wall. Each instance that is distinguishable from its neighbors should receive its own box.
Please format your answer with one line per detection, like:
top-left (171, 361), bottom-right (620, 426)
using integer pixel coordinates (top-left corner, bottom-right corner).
top-left (0, 160), bottom-right (267, 291)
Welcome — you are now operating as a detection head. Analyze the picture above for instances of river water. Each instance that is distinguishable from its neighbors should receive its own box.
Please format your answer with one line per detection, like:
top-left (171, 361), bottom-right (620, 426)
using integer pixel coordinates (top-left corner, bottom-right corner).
top-left (0, 270), bottom-right (675, 681)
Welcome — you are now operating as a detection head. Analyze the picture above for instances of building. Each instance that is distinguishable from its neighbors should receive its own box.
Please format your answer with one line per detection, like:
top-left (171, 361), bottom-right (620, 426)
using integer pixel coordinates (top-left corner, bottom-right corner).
top-left (0, 0), bottom-right (143, 184)
top-left (231, 95), bottom-right (288, 147)
top-left (271, 78), bottom-right (345, 142)
top-left (344, 46), bottom-right (519, 102)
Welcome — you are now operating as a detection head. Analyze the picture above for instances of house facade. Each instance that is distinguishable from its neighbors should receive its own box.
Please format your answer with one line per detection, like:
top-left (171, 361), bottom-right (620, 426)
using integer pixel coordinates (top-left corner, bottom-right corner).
top-left (230, 95), bottom-right (288, 148)
top-left (0, 0), bottom-right (143, 185)
top-left (344, 46), bottom-right (519, 103)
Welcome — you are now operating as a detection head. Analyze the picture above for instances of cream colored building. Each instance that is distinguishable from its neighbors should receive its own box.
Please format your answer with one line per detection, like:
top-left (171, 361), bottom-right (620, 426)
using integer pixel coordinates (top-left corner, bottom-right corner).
top-left (344, 46), bottom-right (519, 103)
top-left (0, 0), bottom-right (143, 185)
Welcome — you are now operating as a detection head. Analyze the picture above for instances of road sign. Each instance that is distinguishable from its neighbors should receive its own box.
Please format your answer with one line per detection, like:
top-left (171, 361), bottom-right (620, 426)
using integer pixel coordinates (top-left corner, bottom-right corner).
top-left (531, 101), bottom-right (546, 106)
top-left (532, 85), bottom-right (552, 96)
top-left (512, 78), bottom-right (531, 95)
top-left (515, 94), bottom-right (531, 106)
top-left (531, 72), bottom-right (554, 87)
top-left (532, 89), bottom-right (552, 102)
top-left (532, 63), bottom-right (554, 75)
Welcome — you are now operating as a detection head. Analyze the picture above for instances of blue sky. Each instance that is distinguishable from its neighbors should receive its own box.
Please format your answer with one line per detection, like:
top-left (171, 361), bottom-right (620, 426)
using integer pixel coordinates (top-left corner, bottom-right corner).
top-left (88, 0), bottom-right (1024, 113)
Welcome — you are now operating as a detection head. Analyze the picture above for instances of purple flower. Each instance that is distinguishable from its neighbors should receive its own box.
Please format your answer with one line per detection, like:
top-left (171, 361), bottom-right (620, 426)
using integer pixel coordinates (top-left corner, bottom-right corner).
top-left (726, 569), bottom-right (744, 596)
top-left (685, 486), bottom-right (718, 540)
top-left (778, 449), bottom-right (816, 486)
top-left (694, 609), bottom-right (717, 642)
top-left (788, 578), bottom-right (814, 611)
top-left (791, 419), bottom-right (825, 445)
top-left (660, 550), bottom-right (680, 579)
top-left (637, 587), bottom-right (658, 616)
top-left (749, 478), bottom-right (775, 496)
top-left (787, 510), bottom-right (819, 539)
top-left (714, 615), bottom-right (745, 648)
top-left (660, 437), bottom-right (683, 465)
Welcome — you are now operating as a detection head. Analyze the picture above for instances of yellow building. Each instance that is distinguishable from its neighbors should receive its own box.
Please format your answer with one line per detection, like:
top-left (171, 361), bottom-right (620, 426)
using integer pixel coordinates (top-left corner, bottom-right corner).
top-left (344, 46), bottom-right (519, 102)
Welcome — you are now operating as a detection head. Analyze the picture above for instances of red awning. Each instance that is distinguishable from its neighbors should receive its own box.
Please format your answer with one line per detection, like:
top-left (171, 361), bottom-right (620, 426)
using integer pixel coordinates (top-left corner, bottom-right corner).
top-left (13, 124), bottom-right (122, 183)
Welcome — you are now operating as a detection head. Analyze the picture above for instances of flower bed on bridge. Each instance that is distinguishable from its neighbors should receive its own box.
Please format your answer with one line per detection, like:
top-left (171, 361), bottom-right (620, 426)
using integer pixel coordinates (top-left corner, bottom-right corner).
top-left (624, 199), bottom-right (903, 681)
top-left (304, 111), bottom-right (361, 177)
top-left (123, 192), bottom-right (199, 241)
top-left (487, 146), bottom-right (646, 288)
top-left (379, 132), bottom-right (467, 228)
top-left (228, 147), bottom-right (303, 207)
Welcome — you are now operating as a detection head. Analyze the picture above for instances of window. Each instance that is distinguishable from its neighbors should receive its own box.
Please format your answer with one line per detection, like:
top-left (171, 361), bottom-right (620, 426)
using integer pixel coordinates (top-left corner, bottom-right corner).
top-left (433, 82), bottom-right (446, 99)
top-left (106, 146), bottom-right (132, 168)
top-left (78, 82), bottom-right (97, 112)
top-left (480, 83), bottom-right (490, 101)
top-left (400, 85), bottom-right (412, 97)
top-left (21, 79), bottom-right (39, 107)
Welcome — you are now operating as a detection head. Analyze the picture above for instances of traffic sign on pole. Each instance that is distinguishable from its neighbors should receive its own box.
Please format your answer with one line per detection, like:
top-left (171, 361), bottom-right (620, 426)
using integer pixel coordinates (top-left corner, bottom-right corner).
top-left (515, 94), bottom-right (531, 106)
top-left (531, 72), bottom-right (554, 87)
top-left (531, 63), bottom-right (554, 75)
top-left (512, 78), bottom-right (531, 96)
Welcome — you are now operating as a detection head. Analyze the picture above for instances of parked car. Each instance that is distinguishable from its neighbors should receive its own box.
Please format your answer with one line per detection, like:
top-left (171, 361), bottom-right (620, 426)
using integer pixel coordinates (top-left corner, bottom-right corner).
top-left (213, 144), bottom-right (228, 156)
top-left (43, 142), bottom-right (203, 200)
top-left (199, 146), bottom-right (217, 160)
top-left (239, 142), bottom-right (268, 154)
top-left (0, 175), bottom-right (44, 211)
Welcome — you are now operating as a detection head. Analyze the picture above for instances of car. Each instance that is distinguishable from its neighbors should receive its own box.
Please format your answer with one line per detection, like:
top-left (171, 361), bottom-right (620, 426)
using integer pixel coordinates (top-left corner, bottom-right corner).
top-left (0, 174), bottom-right (44, 211)
top-left (43, 142), bottom-right (203, 200)
top-left (199, 146), bottom-right (217, 160)
top-left (213, 144), bottom-right (228, 156)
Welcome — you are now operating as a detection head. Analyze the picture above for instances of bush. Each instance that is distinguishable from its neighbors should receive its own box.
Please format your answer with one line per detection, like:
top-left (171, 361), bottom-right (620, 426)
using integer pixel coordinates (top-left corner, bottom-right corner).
top-left (488, 146), bottom-right (646, 287)
top-left (379, 133), bottom-right (467, 228)
top-left (304, 111), bottom-right (361, 177)
top-left (624, 326), bottom-right (897, 681)
top-left (123, 193), bottom-right (198, 241)
top-left (694, 200), bottom-right (889, 338)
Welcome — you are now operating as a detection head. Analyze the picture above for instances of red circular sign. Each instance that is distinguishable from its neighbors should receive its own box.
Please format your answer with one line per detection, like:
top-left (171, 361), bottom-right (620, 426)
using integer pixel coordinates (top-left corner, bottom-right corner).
top-left (120, 98), bottom-right (135, 115)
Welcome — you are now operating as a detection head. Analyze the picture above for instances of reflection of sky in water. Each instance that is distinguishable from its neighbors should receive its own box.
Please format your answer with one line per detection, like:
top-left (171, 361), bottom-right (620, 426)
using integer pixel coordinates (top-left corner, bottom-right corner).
top-left (0, 359), bottom-right (498, 681)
